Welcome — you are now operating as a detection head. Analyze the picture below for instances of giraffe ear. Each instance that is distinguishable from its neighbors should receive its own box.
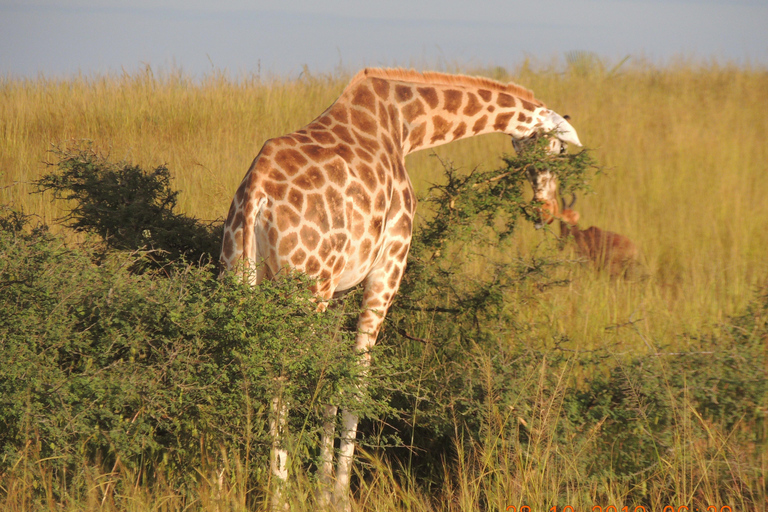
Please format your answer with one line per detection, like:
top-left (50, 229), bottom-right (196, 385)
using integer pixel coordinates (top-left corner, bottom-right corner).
top-left (545, 111), bottom-right (582, 147)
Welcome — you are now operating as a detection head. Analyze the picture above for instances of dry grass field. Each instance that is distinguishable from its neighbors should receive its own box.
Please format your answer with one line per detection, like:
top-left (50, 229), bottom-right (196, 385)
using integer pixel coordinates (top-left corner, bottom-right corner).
top-left (1, 57), bottom-right (767, 510)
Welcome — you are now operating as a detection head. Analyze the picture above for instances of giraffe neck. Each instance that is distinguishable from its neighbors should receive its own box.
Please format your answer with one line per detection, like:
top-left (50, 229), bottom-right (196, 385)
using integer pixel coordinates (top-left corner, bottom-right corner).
top-left (335, 68), bottom-right (549, 157)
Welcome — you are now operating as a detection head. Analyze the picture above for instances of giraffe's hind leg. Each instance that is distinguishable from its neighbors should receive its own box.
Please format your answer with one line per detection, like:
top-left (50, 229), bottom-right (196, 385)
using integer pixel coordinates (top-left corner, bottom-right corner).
top-left (269, 393), bottom-right (289, 511)
top-left (333, 254), bottom-right (408, 510)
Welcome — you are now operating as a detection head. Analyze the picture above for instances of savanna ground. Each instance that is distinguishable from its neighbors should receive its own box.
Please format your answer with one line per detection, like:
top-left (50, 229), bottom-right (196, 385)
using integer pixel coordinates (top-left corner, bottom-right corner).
top-left (1, 56), bottom-right (767, 511)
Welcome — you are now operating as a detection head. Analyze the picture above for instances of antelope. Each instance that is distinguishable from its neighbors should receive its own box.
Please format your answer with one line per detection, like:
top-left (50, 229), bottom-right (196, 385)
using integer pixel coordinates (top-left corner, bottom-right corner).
top-left (558, 194), bottom-right (639, 277)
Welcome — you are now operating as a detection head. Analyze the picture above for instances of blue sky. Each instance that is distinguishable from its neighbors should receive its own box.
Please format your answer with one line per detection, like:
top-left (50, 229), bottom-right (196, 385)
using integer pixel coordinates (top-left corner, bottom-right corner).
top-left (1, 0), bottom-right (766, 79)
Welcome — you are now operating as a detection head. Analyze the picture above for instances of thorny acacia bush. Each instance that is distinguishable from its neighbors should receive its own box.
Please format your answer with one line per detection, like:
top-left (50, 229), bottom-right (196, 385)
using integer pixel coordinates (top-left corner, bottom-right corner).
top-left (1, 142), bottom-right (766, 508)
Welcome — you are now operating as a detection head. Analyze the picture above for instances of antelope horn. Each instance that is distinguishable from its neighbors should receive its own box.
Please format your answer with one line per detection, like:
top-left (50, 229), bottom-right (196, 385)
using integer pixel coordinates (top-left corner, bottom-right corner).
top-left (568, 193), bottom-right (577, 209)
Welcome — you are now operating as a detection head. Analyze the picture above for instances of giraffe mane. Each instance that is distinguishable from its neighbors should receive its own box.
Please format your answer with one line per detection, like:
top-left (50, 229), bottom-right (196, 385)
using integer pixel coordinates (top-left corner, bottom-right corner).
top-left (348, 67), bottom-right (545, 107)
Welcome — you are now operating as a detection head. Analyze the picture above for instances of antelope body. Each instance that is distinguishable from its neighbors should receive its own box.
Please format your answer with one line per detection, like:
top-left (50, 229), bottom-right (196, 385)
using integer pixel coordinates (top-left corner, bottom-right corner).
top-left (559, 195), bottom-right (639, 277)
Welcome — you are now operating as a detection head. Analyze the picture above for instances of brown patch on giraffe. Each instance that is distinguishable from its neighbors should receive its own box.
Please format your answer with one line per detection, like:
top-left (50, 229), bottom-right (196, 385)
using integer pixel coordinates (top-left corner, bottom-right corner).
top-left (463, 93), bottom-right (483, 116)
top-left (318, 239), bottom-right (333, 261)
top-left (317, 117), bottom-right (332, 127)
top-left (275, 204), bottom-right (301, 231)
top-left (332, 124), bottom-right (355, 144)
top-left (330, 232), bottom-right (348, 251)
top-left (260, 144), bottom-right (275, 157)
top-left (395, 85), bottom-right (413, 102)
top-left (334, 143), bottom-right (355, 162)
top-left (391, 214), bottom-right (412, 238)
top-left (377, 103), bottom-right (390, 133)
top-left (431, 115), bottom-right (452, 143)
top-left (387, 271), bottom-right (400, 290)
top-left (521, 99), bottom-right (537, 112)
top-left (399, 243), bottom-right (410, 259)
top-left (369, 216), bottom-right (383, 238)
top-left (263, 181), bottom-right (288, 201)
top-left (358, 163), bottom-right (378, 192)
top-left (472, 115), bottom-right (488, 133)
top-left (330, 105), bottom-right (349, 123)
top-left (287, 187), bottom-right (304, 211)
top-left (351, 108), bottom-right (378, 135)
top-left (371, 77), bottom-right (390, 100)
top-left (222, 231), bottom-right (234, 258)
top-left (356, 133), bottom-right (381, 155)
top-left (374, 189), bottom-right (387, 212)
top-left (355, 147), bottom-right (374, 163)
top-left (452, 122), bottom-right (467, 139)
top-left (352, 84), bottom-right (376, 112)
top-left (294, 166), bottom-right (327, 190)
top-left (497, 93), bottom-right (517, 108)
top-left (402, 99), bottom-right (426, 123)
top-left (387, 191), bottom-right (402, 221)
top-left (234, 180), bottom-right (248, 205)
top-left (444, 89), bottom-right (463, 114)
top-left (417, 87), bottom-right (439, 109)
top-left (278, 232), bottom-right (298, 257)
top-left (231, 211), bottom-right (245, 232)
top-left (408, 122), bottom-right (427, 149)
top-left (375, 163), bottom-right (386, 184)
top-left (382, 133), bottom-right (395, 155)
top-left (487, 105), bottom-right (496, 113)
top-left (389, 241), bottom-right (404, 256)
top-left (274, 148), bottom-right (309, 176)
top-left (517, 111), bottom-right (528, 122)
top-left (478, 89), bottom-right (492, 102)
top-left (268, 169), bottom-right (287, 182)
top-left (305, 255), bottom-right (321, 275)
top-left (291, 132), bottom-right (313, 144)
top-left (305, 192), bottom-right (330, 232)
top-left (346, 182), bottom-right (371, 214)
top-left (325, 187), bottom-right (345, 229)
top-left (402, 187), bottom-right (414, 212)
top-left (359, 239), bottom-right (372, 261)
top-left (268, 227), bottom-right (278, 247)
top-left (303, 144), bottom-right (337, 162)
top-left (291, 247), bottom-right (307, 266)
top-left (333, 257), bottom-right (346, 274)
top-left (325, 160), bottom-right (348, 187)
top-left (494, 112), bottom-right (516, 131)
top-left (300, 225), bottom-right (321, 251)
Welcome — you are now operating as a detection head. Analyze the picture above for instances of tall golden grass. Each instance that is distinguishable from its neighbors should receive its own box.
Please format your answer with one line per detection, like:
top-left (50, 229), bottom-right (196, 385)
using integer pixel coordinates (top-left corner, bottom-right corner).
top-left (2, 58), bottom-right (767, 510)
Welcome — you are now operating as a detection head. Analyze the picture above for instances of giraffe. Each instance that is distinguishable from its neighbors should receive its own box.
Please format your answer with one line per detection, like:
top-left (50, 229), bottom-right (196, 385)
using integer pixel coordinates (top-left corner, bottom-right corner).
top-left (219, 67), bottom-right (581, 510)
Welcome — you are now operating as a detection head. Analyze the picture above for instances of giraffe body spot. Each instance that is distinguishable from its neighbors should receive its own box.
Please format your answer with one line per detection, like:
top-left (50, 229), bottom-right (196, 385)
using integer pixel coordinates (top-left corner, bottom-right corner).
top-left (300, 225), bottom-right (321, 251)
top-left (417, 86), bottom-right (439, 109)
top-left (478, 89), bottom-right (492, 102)
top-left (263, 181), bottom-right (288, 201)
top-left (408, 123), bottom-right (426, 149)
top-left (444, 89), bottom-right (463, 113)
top-left (305, 193), bottom-right (330, 231)
top-left (275, 204), bottom-right (301, 231)
top-left (497, 93), bottom-right (517, 108)
top-left (332, 124), bottom-right (355, 144)
top-left (494, 112), bottom-right (516, 131)
top-left (453, 122), bottom-right (467, 139)
top-left (463, 93), bottom-right (483, 116)
top-left (275, 149), bottom-right (309, 176)
top-left (352, 84), bottom-right (376, 112)
top-left (395, 85), bottom-right (413, 102)
top-left (431, 115), bottom-right (452, 143)
top-left (472, 115), bottom-right (488, 133)
top-left (351, 108), bottom-right (378, 135)
top-left (371, 77), bottom-right (390, 99)
top-left (278, 232), bottom-right (298, 257)
top-left (402, 100), bottom-right (426, 123)
top-left (325, 161), bottom-right (348, 187)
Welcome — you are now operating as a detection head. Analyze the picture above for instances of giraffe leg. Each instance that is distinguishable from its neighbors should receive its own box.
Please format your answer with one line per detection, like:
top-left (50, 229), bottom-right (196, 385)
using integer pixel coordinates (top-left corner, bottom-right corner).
top-left (269, 394), bottom-right (289, 511)
top-left (333, 259), bottom-right (405, 510)
top-left (317, 404), bottom-right (338, 509)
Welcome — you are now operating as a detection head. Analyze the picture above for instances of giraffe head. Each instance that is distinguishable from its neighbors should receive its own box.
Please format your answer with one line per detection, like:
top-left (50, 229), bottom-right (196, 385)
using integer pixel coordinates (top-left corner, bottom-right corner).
top-left (512, 111), bottom-right (581, 227)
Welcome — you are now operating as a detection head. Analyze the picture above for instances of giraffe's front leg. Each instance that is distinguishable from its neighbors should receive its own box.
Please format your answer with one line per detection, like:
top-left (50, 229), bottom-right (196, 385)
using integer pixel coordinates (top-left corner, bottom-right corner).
top-left (333, 255), bottom-right (407, 510)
